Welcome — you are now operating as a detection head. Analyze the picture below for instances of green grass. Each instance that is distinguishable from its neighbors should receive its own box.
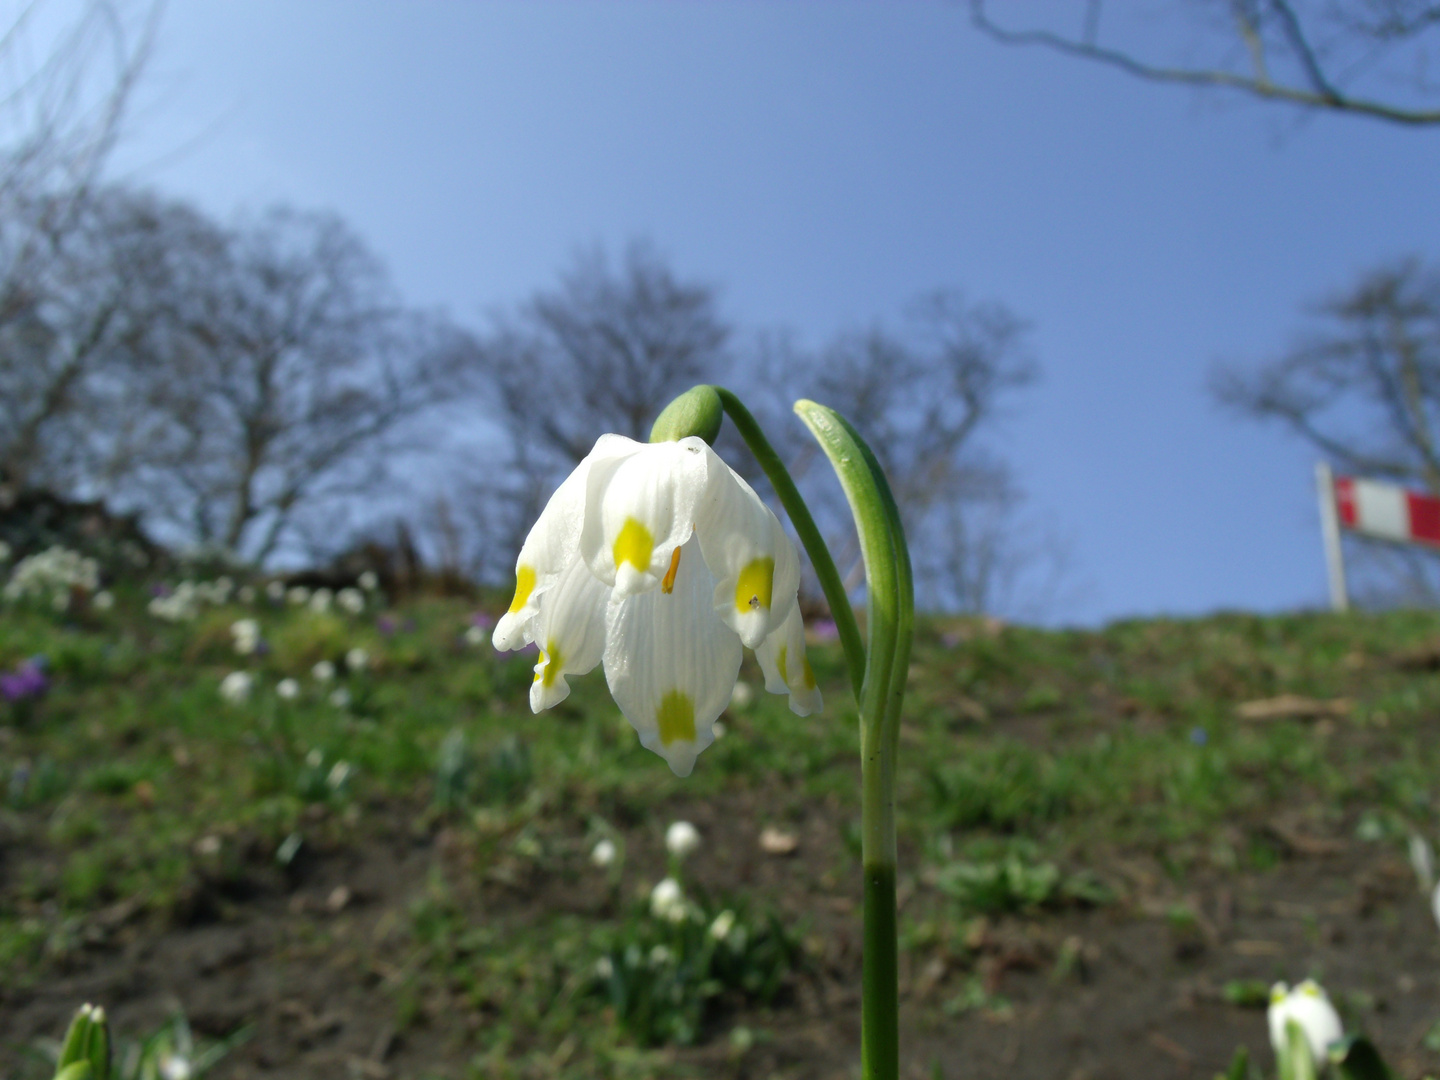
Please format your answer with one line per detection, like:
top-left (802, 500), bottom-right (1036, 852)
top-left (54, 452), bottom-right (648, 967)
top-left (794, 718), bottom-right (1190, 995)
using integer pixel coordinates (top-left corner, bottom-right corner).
top-left (5, 585), bottom-right (1440, 1068)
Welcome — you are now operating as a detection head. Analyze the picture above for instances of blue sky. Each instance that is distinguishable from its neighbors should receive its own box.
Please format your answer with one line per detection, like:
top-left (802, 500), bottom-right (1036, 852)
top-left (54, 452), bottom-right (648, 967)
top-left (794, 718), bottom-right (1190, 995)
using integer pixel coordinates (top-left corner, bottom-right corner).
top-left (101, 1), bottom-right (1440, 626)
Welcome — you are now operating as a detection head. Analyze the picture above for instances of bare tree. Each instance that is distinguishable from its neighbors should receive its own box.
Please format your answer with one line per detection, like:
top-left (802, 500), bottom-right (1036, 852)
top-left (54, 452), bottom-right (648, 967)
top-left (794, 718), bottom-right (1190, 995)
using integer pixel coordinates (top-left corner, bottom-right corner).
top-left (751, 290), bottom-right (1044, 613)
top-left (123, 205), bottom-right (465, 564)
top-left (0, 0), bottom-right (158, 501)
top-left (456, 241), bottom-right (731, 569)
top-left (970, 1), bottom-right (1440, 126)
top-left (1214, 257), bottom-right (1440, 490)
top-left (1214, 256), bottom-right (1440, 603)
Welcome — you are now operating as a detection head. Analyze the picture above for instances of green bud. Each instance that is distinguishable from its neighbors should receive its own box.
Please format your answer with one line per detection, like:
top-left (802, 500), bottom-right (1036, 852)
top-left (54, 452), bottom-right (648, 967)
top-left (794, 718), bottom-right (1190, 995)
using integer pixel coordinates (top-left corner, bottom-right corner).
top-left (649, 385), bottom-right (723, 446)
top-left (83, 1006), bottom-right (110, 1080)
top-left (54, 1063), bottom-right (93, 1080)
top-left (57, 1005), bottom-right (95, 1070)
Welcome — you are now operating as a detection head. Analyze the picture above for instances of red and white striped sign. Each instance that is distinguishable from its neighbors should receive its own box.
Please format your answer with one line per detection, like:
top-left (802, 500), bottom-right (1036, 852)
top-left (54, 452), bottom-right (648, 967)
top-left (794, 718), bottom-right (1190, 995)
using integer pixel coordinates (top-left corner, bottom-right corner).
top-left (1333, 475), bottom-right (1440, 548)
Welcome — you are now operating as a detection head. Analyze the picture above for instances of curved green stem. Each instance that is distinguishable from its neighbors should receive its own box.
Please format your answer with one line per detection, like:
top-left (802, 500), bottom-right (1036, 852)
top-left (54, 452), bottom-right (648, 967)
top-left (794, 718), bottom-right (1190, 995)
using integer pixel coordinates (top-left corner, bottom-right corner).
top-left (794, 399), bottom-right (912, 1080)
top-left (711, 386), bottom-right (866, 702)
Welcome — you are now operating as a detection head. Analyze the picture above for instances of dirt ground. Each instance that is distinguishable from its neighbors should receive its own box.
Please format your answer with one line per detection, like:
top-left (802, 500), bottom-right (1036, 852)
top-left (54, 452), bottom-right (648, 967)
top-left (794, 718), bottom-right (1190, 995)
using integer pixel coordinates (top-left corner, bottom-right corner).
top-left (4, 786), bottom-right (1439, 1080)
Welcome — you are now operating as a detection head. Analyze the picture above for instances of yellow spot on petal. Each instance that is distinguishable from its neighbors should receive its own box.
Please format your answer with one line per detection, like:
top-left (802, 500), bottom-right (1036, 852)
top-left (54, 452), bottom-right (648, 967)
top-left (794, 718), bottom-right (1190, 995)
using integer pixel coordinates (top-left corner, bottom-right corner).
top-left (539, 640), bottom-right (563, 687)
top-left (776, 644), bottom-right (788, 685)
top-left (656, 690), bottom-right (696, 747)
top-left (802, 657), bottom-right (816, 689)
top-left (613, 518), bottom-right (654, 574)
top-left (661, 546), bottom-right (682, 594)
top-left (734, 557), bottom-right (774, 613)
top-left (508, 565), bottom-right (536, 614)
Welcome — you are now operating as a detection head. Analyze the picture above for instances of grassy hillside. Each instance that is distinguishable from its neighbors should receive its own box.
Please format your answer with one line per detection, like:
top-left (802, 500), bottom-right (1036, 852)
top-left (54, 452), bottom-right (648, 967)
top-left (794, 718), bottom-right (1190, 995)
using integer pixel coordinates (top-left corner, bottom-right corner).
top-left (3, 581), bottom-right (1440, 1078)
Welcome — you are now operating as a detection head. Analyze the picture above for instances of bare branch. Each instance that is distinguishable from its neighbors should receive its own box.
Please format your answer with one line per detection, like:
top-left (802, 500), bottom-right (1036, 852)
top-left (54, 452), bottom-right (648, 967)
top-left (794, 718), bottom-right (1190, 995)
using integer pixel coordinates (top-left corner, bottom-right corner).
top-left (970, 0), bottom-right (1440, 125)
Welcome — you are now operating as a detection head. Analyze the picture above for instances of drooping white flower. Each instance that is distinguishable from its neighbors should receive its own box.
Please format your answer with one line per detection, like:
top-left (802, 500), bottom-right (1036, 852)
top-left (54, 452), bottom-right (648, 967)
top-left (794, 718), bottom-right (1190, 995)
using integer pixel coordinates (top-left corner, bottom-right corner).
top-left (312, 660), bottom-right (336, 682)
top-left (1268, 980), bottom-right (1343, 1064)
top-left (665, 820), bottom-right (701, 859)
top-left (708, 908), bottom-right (737, 942)
top-left (493, 434), bottom-right (819, 776)
top-left (591, 838), bottom-right (617, 867)
top-left (345, 647), bottom-right (369, 672)
top-left (92, 590), bottom-right (114, 611)
top-left (219, 671), bottom-right (253, 704)
top-left (649, 877), bottom-right (689, 922)
top-left (277, 677), bottom-right (300, 700)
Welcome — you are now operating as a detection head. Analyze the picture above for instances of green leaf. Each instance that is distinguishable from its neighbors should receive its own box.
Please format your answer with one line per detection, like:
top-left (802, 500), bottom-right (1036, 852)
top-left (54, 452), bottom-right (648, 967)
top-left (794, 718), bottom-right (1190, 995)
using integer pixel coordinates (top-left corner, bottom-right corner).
top-left (1283, 1019), bottom-right (1318, 1080)
top-left (56, 1006), bottom-right (95, 1070)
top-left (1216, 1045), bottom-right (1249, 1080)
top-left (1329, 1035), bottom-right (1397, 1080)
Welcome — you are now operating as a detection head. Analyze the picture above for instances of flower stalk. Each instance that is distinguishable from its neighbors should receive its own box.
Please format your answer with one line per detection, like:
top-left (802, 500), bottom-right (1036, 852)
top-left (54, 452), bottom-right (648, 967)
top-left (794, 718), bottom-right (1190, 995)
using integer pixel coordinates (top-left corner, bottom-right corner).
top-left (692, 386), bottom-right (913, 1080)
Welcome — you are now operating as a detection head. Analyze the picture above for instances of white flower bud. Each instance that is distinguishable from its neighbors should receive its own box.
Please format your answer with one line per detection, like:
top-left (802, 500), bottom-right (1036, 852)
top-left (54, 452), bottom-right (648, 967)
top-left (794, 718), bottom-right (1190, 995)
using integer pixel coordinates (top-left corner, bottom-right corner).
top-left (1268, 980), bottom-right (1343, 1064)
top-left (591, 838), bottom-right (617, 867)
top-left (665, 820), bottom-right (701, 859)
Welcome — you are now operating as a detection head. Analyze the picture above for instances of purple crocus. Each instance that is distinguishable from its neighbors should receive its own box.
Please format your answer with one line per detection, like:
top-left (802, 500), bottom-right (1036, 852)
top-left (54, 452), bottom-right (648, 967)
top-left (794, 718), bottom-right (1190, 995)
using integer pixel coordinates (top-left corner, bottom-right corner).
top-left (1, 659), bottom-right (49, 702)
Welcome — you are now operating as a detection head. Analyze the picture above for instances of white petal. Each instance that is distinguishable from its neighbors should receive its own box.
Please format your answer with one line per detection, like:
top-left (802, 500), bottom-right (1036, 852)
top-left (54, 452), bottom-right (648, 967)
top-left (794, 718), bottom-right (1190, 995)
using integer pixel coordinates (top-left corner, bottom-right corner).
top-left (603, 535), bottom-right (741, 776)
top-left (754, 604), bottom-right (822, 717)
top-left (493, 439), bottom-right (625, 651)
top-left (695, 455), bottom-right (800, 649)
top-left (581, 437), bottom-right (711, 597)
top-left (529, 555), bottom-right (611, 711)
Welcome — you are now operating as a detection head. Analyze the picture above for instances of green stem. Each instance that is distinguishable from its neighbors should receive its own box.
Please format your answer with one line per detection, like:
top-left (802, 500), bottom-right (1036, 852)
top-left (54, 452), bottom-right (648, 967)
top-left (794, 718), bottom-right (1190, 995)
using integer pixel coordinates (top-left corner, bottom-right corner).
top-left (794, 399), bottom-right (910, 1080)
top-left (711, 386), bottom-right (866, 702)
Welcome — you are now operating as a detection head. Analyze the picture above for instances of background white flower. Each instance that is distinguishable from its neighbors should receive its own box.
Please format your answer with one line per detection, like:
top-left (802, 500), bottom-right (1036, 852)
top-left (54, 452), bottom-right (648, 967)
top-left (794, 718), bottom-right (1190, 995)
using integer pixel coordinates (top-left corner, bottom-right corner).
top-left (312, 660), bottom-right (335, 682)
top-left (345, 647), bottom-right (369, 672)
top-left (277, 677), bottom-right (300, 700)
top-left (591, 838), bottom-right (617, 867)
top-left (665, 820), bottom-right (701, 859)
top-left (219, 671), bottom-right (253, 704)
top-left (1268, 980), bottom-right (1343, 1064)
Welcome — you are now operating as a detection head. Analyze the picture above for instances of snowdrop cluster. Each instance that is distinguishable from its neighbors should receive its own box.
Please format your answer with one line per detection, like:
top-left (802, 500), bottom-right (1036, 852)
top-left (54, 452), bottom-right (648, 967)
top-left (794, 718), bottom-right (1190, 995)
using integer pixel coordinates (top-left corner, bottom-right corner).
top-left (3, 546), bottom-right (100, 610)
top-left (147, 577), bottom-right (236, 622)
top-left (219, 671), bottom-right (254, 705)
top-left (231, 619), bottom-right (261, 656)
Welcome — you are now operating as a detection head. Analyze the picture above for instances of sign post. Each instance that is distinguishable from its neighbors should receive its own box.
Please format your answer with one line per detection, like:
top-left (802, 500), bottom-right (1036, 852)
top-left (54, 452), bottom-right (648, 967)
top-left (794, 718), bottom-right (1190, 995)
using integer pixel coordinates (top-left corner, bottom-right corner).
top-left (1315, 462), bottom-right (1348, 613)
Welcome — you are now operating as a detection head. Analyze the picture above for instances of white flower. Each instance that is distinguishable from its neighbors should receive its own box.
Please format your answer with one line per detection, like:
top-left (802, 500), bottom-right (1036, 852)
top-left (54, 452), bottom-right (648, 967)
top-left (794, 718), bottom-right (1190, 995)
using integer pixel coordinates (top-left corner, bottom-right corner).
top-left (338, 587), bottom-right (365, 614)
top-left (729, 680), bottom-right (754, 709)
top-left (591, 838), bottom-right (617, 867)
top-left (277, 677), bottom-right (300, 700)
top-left (312, 660), bottom-right (335, 683)
top-left (327, 760), bottom-right (352, 789)
top-left (92, 590), bottom-right (114, 611)
top-left (309, 587), bottom-right (333, 614)
top-left (358, 570), bottom-right (379, 591)
top-left (266, 580), bottom-right (286, 602)
top-left (329, 687), bottom-right (351, 708)
top-left (648, 944), bottom-right (673, 967)
top-left (1268, 980), bottom-right (1343, 1065)
top-left (345, 647), bottom-right (369, 672)
top-left (708, 908), bottom-right (738, 943)
top-left (219, 671), bottom-right (253, 704)
top-left (463, 624), bottom-right (487, 646)
top-left (665, 820), bottom-right (701, 859)
top-left (493, 434), bottom-right (819, 776)
top-left (594, 955), bottom-right (614, 979)
top-left (231, 618), bottom-right (261, 655)
top-left (287, 585), bottom-right (310, 606)
top-left (158, 1052), bottom-right (192, 1080)
top-left (649, 877), bottom-right (688, 922)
